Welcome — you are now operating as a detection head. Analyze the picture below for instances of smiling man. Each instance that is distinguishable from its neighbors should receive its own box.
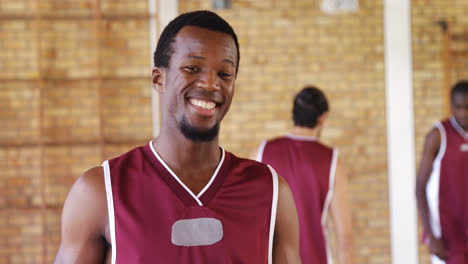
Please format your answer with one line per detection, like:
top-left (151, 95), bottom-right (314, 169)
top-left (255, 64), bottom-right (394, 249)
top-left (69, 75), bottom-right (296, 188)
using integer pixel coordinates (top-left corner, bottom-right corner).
top-left (416, 80), bottom-right (468, 264)
top-left (54, 10), bottom-right (301, 264)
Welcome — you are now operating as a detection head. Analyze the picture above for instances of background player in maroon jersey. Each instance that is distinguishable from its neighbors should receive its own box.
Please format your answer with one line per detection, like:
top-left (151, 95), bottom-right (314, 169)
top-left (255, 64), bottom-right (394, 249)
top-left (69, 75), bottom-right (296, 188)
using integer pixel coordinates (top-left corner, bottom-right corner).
top-left (416, 80), bottom-right (468, 264)
top-left (251, 86), bottom-right (354, 264)
top-left (55, 10), bottom-right (301, 263)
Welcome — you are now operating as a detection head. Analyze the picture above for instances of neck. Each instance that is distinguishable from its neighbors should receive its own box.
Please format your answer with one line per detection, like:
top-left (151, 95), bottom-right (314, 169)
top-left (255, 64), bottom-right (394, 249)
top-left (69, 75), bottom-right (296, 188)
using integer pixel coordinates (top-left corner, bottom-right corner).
top-left (152, 125), bottom-right (223, 195)
top-left (451, 116), bottom-right (468, 134)
top-left (154, 126), bottom-right (221, 171)
top-left (292, 125), bottom-right (321, 138)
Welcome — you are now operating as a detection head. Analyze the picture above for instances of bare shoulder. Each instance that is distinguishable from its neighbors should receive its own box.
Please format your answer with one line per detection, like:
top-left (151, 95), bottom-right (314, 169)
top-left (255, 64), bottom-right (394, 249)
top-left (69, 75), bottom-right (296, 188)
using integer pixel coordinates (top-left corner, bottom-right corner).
top-left (275, 174), bottom-right (296, 224)
top-left (275, 174), bottom-right (297, 233)
top-left (55, 166), bottom-right (109, 263)
top-left (276, 174), bottom-right (297, 216)
top-left (276, 174), bottom-right (292, 195)
top-left (334, 154), bottom-right (348, 179)
top-left (73, 166), bottom-right (106, 197)
top-left (423, 126), bottom-right (442, 156)
top-left (416, 125), bottom-right (443, 186)
top-left (273, 174), bottom-right (301, 263)
top-left (426, 126), bottom-right (441, 143)
top-left (64, 166), bottom-right (108, 234)
top-left (426, 126), bottom-right (440, 141)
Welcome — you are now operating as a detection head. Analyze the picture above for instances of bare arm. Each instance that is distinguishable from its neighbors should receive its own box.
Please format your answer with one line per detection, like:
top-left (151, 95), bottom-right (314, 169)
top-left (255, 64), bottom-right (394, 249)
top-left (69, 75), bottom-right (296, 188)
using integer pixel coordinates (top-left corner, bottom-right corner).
top-left (273, 175), bottom-right (302, 264)
top-left (415, 127), bottom-right (447, 260)
top-left (54, 166), bottom-right (110, 264)
top-left (329, 157), bottom-right (354, 264)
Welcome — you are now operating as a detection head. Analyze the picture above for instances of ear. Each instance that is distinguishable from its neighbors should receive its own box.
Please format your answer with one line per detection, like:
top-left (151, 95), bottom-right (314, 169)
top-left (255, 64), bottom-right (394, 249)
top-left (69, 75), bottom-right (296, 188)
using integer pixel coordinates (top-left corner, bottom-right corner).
top-left (152, 67), bottom-right (165, 93)
top-left (318, 112), bottom-right (328, 125)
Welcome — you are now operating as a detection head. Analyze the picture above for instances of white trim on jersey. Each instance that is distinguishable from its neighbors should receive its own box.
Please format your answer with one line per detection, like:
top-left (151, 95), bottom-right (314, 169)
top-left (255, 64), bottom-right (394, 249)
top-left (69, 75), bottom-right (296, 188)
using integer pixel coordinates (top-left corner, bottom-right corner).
top-left (286, 133), bottom-right (317, 141)
top-left (267, 165), bottom-right (279, 264)
top-left (149, 141), bottom-right (225, 206)
top-left (431, 255), bottom-right (446, 264)
top-left (426, 122), bottom-right (446, 241)
top-left (449, 116), bottom-right (468, 140)
top-left (256, 140), bottom-right (267, 162)
top-left (197, 148), bottom-right (225, 199)
top-left (102, 160), bottom-right (117, 264)
top-left (321, 148), bottom-right (338, 264)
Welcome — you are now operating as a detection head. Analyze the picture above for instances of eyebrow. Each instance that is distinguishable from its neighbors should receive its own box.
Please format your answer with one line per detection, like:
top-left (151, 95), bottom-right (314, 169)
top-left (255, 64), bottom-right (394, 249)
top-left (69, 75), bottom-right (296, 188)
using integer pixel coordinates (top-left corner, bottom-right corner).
top-left (187, 55), bottom-right (235, 68)
top-left (223, 59), bottom-right (235, 68)
top-left (188, 55), bottom-right (205, 60)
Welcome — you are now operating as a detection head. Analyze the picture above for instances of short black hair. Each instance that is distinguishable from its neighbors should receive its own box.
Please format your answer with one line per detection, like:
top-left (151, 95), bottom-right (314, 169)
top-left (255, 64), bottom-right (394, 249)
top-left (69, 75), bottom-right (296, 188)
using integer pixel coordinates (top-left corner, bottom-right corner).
top-left (451, 80), bottom-right (468, 101)
top-left (153, 10), bottom-right (240, 75)
top-left (293, 86), bottom-right (329, 128)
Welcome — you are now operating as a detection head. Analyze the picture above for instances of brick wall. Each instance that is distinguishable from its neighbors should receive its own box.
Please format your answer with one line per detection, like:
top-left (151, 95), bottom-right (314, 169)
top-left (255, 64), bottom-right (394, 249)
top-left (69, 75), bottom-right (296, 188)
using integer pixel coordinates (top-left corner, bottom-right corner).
top-left (0, 0), bottom-right (153, 263)
top-left (2, 0), bottom-right (466, 263)
top-left (412, 0), bottom-right (468, 263)
top-left (182, 1), bottom-right (468, 262)
top-left (180, 1), bottom-right (389, 263)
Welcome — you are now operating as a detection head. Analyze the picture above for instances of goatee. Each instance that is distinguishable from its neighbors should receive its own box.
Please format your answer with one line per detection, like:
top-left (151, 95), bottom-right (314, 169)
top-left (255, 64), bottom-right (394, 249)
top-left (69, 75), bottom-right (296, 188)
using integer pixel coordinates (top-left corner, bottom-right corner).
top-left (179, 116), bottom-right (220, 142)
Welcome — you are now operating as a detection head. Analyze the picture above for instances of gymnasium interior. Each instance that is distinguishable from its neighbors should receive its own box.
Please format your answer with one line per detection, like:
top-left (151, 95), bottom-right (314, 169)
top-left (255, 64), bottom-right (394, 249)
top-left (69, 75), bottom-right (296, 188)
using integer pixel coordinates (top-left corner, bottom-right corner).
top-left (1, 0), bottom-right (467, 263)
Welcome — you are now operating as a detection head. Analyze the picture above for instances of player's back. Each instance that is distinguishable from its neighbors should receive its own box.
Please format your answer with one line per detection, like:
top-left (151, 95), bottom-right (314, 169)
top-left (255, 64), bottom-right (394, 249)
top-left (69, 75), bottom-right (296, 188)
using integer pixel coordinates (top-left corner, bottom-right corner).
top-left (258, 134), bottom-right (337, 264)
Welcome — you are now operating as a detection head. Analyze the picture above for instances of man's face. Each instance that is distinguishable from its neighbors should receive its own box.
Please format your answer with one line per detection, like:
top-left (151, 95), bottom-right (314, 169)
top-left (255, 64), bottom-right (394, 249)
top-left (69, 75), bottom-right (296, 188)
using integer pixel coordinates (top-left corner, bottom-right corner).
top-left (155, 26), bottom-right (237, 142)
top-left (451, 93), bottom-right (468, 130)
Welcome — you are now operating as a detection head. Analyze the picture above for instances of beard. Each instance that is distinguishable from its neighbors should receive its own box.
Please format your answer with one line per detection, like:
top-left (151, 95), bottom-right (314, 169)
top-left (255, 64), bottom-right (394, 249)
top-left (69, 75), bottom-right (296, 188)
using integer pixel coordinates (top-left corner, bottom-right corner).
top-left (179, 116), bottom-right (220, 142)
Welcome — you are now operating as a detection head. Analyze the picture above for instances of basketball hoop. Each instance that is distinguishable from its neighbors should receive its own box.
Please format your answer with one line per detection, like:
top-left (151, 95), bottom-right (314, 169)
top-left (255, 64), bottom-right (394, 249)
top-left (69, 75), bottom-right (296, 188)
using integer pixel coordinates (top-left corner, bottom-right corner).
top-left (321, 0), bottom-right (359, 14)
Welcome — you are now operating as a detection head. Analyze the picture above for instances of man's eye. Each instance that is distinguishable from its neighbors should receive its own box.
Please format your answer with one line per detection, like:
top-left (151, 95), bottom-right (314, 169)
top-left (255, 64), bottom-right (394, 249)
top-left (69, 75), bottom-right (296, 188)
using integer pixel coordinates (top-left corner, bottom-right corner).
top-left (218, 72), bottom-right (232, 79)
top-left (184, 66), bottom-right (199, 73)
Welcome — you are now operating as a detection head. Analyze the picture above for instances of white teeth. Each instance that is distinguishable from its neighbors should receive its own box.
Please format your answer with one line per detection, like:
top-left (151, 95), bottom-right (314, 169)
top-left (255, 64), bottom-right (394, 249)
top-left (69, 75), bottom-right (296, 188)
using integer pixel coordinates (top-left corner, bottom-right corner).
top-left (190, 98), bottom-right (216, 110)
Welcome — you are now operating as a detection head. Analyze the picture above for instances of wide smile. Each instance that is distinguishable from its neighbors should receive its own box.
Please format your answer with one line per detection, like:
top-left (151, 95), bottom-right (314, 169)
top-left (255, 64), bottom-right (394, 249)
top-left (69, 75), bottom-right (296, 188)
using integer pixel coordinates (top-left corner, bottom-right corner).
top-left (187, 97), bottom-right (221, 117)
top-left (189, 98), bottom-right (216, 110)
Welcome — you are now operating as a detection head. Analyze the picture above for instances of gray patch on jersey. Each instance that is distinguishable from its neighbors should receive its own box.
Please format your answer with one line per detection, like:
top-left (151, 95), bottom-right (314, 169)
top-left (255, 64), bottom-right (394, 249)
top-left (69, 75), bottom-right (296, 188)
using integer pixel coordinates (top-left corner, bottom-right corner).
top-left (461, 143), bottom-right (468, 152)
top-left (171, 218), bottom-right (223, 246)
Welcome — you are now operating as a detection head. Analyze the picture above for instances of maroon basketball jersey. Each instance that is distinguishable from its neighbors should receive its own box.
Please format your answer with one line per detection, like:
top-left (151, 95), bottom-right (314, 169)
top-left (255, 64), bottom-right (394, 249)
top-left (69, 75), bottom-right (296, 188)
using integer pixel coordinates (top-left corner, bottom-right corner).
top-left (103, 142), bottom-right (278, 264)
top-left (257, 134), bottom-right (337, 264)
top-left (426, 117), bottom-right (468, 264)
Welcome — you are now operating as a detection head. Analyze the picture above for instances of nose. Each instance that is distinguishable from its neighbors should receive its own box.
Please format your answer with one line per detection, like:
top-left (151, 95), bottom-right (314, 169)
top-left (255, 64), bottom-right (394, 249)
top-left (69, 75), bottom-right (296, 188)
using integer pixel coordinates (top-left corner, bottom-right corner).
top-left (195, 71), bottom-right (220, 91)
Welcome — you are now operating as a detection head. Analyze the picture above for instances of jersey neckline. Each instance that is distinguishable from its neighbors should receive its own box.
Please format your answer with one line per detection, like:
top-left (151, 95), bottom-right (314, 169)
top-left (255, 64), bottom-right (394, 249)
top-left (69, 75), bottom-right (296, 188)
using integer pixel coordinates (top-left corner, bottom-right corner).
top-left (145, 141), bottom-right (231, 207)
top-left (286, 133), bottom-right (317, 141)
top-left (449, 116), bottom-right (468, 140)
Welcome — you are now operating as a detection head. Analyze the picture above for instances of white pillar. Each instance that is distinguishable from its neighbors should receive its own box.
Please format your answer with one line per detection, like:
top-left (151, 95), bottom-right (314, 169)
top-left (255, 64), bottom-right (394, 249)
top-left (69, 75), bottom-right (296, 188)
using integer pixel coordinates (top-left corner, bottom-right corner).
top-left (384, 0), bottom-right (419, 263)
top-left (150, 0), bottom-right (178, 137)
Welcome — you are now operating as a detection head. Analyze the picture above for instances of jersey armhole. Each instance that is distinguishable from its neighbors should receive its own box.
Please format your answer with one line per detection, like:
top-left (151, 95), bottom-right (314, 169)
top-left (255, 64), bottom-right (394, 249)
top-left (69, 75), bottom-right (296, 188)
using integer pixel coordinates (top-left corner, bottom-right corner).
top-left (321, 149), bottom-right (338, 226)
top-left (426, 122), bottom-right (446, 239)
top-left (256, 140), bottom-right (267, 162)
top-left (321, 149), bottom-right (338, 264)
top-left (266, 165), bottom-right (278, 264)
top-left (433, 122), bottom-right (446, 162)
top-left (102, 160), bottom-right (117, 264)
